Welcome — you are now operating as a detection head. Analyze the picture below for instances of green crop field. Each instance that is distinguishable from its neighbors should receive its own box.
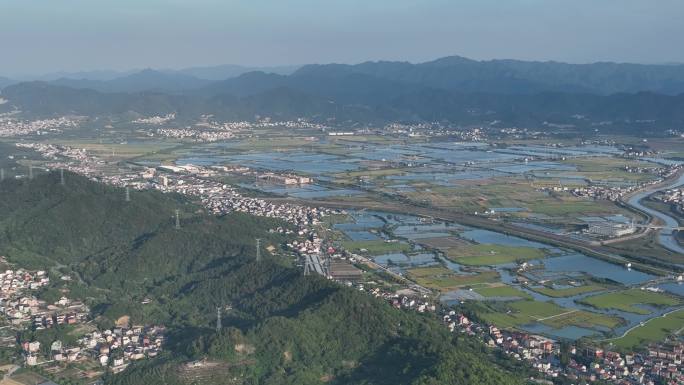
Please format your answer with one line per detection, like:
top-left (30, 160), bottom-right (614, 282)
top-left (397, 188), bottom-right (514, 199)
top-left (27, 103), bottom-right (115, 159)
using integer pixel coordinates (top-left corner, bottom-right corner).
top-left (341, 168), bottom-right (407, 178)
top-left (475, 285), bottom-right (533, 300)
top-left (510, 300), bottom-right (567, 319)
top-left (407, 267), bottom-right (499, 291)
top-left (407, 177), bottom-right (627, 219)
top-left (479, 300), bottom-right (622, 331)
top-left (53, 139), bottom-right (180, 159)
top-left (479, 300), bottom-right (566, 328)
top-left (612, 309), bottom-right (684, 350)
top-left (530, 284), bottom-right (607, 298)
top-left (581, 289), bottom-right (680, 315)
top-left (448, 244), bottom-right (546, 266)
top-left (542, 310), bottom-right (623, 330)
top-left (563, 157), bottom-right (660, 184)
top-left (342, 240), bottom-right (412, 255)
top-left (527, 200), bottom-right (614, 216)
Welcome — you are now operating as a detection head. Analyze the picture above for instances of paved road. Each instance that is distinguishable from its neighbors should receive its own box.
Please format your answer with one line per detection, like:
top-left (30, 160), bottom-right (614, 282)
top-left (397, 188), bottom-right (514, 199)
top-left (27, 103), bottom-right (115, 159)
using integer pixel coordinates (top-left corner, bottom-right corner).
top-left (305, 254), bottom-right (326, 276)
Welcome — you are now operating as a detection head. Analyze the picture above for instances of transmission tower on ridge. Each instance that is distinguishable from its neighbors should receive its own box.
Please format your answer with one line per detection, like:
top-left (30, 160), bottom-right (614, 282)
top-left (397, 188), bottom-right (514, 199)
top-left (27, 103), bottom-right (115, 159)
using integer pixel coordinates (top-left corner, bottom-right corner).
top-left (216, 306), bottom-right (222, 333)
top-left (255, 238), bottom-right (262, 262)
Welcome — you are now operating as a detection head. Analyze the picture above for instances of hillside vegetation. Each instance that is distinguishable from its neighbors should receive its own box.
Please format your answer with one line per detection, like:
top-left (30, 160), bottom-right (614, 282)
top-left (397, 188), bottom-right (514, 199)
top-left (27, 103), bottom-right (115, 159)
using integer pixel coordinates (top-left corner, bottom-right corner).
top-left (0, 173), bottom-right (526, 385)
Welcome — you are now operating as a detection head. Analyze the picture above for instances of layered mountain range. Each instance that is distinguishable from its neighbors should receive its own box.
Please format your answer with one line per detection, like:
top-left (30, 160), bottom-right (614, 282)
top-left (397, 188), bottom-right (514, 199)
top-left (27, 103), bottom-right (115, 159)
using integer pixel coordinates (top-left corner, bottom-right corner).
top-left (2, 56), bottom-right (684, 132)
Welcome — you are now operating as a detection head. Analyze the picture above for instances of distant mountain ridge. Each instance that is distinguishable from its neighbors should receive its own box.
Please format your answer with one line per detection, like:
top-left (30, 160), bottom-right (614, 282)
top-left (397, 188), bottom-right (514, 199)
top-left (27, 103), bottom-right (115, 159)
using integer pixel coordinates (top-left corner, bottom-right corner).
top-left (174, 64), bottom-right (299, 80)
top-left (292, 56), bottom-right (684, 95)
top-left (3, 55), bottom-right (684, 133)
top-left (50, 69), bottom-right (212, 93)
top-left (6, 55), bottom-right (684, 95)
top-left (37, 66), bottom-right (300, 94)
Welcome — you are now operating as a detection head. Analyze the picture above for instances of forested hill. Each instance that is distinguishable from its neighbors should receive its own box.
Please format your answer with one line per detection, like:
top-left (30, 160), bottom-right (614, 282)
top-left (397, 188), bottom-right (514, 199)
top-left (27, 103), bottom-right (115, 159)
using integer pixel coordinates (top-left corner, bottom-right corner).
top-left (0, 172), bottom-right (526, 385)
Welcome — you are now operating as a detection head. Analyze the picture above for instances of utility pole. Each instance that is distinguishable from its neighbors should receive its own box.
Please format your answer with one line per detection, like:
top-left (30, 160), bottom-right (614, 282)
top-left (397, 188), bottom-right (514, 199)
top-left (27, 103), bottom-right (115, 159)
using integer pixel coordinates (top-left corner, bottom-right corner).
top-left (175, 209), bottom-right (181, 230)
top-left (216, 306), bottom-right (222, 333)
top-left (28, 165), bottom-right (33, 180)
top-left (255, 238), bottom-right (261, 262)
top-left (125, 186), bottom-right (131, 202)
top-left (0, 168), bottom-right (4, 182)
top-left (60, 168), bottom-right (65, 185)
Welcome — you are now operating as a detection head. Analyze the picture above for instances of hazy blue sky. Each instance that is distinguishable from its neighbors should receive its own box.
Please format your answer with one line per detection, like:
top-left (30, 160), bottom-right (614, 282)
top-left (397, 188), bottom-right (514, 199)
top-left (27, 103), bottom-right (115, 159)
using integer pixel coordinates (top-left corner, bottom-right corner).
top-left (2, 0), bottom-right (683, 76)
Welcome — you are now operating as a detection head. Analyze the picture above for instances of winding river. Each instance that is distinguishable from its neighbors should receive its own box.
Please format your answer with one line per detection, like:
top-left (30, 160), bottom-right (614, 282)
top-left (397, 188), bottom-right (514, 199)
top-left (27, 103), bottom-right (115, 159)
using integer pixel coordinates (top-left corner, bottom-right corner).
top-left (627, 173), bottom-right (684, 255)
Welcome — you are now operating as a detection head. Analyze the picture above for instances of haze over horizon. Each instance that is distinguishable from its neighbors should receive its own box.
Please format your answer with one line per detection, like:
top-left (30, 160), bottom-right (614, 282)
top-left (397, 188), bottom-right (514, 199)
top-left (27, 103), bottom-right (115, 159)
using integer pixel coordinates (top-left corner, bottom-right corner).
top-left (3, 0), bottom-right (684, 78)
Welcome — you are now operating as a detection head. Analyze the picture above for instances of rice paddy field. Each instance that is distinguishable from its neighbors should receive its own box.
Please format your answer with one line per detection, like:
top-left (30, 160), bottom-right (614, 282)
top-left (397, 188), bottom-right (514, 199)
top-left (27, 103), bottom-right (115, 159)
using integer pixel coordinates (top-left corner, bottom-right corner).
top-left (530, 284), bottom-right (608, 298)
top-left (340, 240), bottom-right (412, 255)
top-left (479, 300), bottom-right (623, 331)
top-left (580, 289), bottom-right (681, 315)
top-left (474, 285), bottom-right (533, 300)
top-left (407, 267), bottom-right (500, 291)
top-left (611, 309), bottom-right (684, 350)
top-left (446, 244), bottom-right (546, 266)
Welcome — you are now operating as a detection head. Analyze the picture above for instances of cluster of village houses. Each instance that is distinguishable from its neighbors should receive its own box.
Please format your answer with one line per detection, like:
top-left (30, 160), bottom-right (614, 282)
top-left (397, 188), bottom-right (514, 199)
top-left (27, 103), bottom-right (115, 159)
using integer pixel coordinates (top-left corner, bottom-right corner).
top-left (570, 184), bottom-right (638, 202)
top-left (0, 257), bottom-right (163, 374)
top-left (656, 188), bottom-right (684, 212)
top-left (439, 310), bottom-right (683, 385)
top-left (132, 113), bottom-right (176, 125)
top-left (22, 325), bottom-right (164, 372)
top-left (565, 164), bottom-right (681, 202)
top-left (136, 112), bottom-right (326, 130)
top-left (150, 116), bottom-right (331, 142)
top-left (0, 266), bottom-right (88, 330)
top-left (387, 124), bottom-right (491, 140)
top-left (0, 116), bottom-right (82, 137)
top-left (154, 127), bottom-right (236, 142)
